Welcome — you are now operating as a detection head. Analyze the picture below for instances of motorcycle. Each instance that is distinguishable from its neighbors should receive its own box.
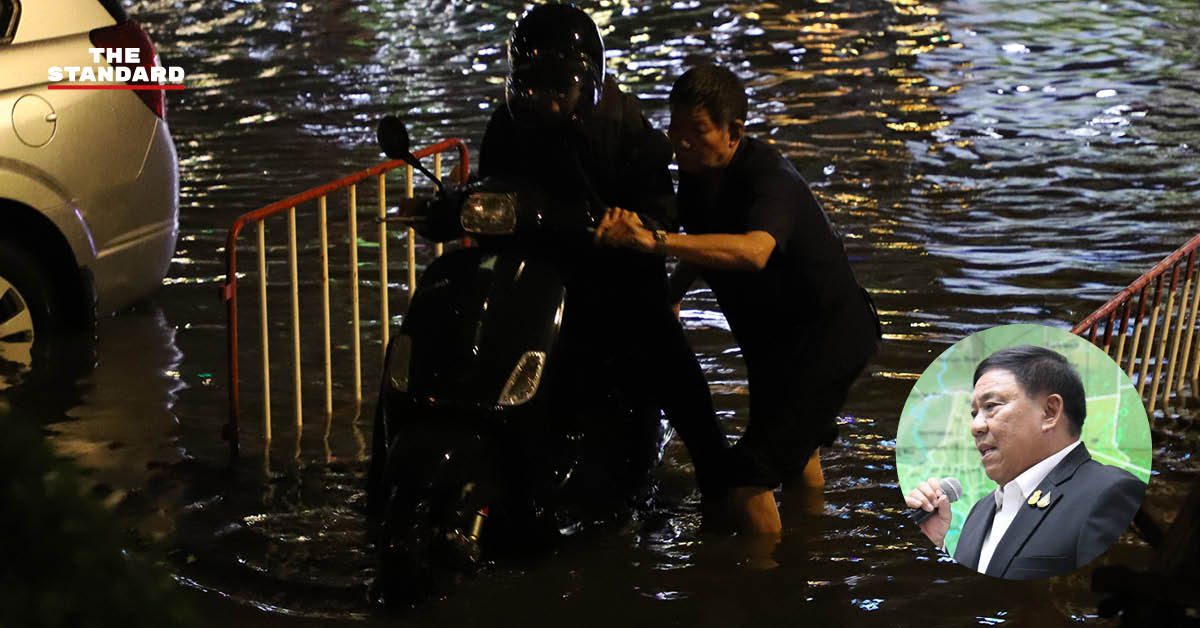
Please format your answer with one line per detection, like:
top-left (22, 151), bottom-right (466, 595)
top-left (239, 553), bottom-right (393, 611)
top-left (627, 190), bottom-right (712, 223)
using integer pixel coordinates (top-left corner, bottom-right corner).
top-left (365, 117), bottom-right (673, 605)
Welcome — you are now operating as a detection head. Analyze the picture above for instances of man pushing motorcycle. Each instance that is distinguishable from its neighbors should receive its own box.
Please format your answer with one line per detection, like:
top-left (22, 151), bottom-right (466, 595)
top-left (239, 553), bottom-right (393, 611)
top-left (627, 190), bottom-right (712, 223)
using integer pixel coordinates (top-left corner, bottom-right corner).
top-left (595, 64), bottom-right (881, 535)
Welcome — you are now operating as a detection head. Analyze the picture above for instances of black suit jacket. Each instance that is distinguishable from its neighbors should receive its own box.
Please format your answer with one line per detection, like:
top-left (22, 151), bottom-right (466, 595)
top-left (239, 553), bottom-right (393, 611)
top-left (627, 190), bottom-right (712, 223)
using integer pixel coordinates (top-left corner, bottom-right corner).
top-left (952, 443), bottom-right (1145, 580)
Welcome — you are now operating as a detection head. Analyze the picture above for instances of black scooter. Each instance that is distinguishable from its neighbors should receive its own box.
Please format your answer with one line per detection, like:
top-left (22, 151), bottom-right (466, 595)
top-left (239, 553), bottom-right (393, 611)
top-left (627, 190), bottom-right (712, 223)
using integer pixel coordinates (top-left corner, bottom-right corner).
top-left (365, 117), bottom-right (672, 605)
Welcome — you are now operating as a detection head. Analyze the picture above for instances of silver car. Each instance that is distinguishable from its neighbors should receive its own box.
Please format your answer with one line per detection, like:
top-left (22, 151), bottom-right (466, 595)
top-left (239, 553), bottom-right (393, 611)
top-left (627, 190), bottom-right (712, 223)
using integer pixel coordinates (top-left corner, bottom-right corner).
top-left (0, 0), bottom-right (178, 366)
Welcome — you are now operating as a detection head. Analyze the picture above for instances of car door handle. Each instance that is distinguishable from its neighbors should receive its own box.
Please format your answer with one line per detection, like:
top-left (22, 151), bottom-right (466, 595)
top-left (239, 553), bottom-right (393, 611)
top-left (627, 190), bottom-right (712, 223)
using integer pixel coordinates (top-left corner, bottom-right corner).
top-left (44, 113), bottom-right (58, 122)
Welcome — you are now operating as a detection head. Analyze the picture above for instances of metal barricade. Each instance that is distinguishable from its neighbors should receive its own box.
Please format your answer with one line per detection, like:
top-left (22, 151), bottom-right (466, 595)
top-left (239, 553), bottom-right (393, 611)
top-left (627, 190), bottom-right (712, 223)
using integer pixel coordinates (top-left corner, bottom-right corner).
top-left (220, 139), bottom-right (469, 460)
top-left (1073, 233), bottom-right (1200, 417)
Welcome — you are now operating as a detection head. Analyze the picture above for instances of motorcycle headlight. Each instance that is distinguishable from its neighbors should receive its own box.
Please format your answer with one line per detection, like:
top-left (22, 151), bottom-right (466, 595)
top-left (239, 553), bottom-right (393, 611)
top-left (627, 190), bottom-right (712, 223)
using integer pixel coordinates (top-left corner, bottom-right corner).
top-left (461, 192), bottom-right (517, 235)
top-left (387, 334), bottom-right (413, 391)
top-left (497, 351), bottom-right (546, 406)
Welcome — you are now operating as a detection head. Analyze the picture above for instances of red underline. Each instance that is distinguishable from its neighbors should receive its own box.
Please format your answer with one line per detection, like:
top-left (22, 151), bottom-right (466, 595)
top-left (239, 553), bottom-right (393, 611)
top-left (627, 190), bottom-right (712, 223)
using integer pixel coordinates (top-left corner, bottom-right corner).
top-left (47, 84), bottom-right (186, 90)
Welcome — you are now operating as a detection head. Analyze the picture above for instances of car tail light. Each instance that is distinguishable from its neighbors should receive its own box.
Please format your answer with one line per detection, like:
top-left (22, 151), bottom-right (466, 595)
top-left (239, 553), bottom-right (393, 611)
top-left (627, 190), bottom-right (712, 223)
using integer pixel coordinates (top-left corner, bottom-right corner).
top-left (89, 20), bottom-right (166, 120)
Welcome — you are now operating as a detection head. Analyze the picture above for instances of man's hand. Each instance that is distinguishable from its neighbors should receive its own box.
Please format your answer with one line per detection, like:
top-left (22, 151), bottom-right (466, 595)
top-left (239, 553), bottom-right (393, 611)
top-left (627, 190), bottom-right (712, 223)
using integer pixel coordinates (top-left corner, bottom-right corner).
top-left (594, 207), bottom-right (655, 252)
top-left (905, 477), bottom-right (952, 548)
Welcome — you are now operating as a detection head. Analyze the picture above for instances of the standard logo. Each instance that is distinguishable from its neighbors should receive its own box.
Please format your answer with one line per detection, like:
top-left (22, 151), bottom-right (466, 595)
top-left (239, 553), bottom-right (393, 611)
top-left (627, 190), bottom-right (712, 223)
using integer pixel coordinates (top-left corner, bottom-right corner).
top-left (48, 47), bottom-right (185, 90)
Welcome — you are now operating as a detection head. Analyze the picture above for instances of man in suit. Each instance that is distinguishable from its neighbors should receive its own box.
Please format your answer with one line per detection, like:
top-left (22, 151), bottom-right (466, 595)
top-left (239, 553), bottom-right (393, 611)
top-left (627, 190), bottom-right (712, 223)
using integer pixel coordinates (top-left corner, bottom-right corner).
top-left (905, 344), bottom-right (1146, 580)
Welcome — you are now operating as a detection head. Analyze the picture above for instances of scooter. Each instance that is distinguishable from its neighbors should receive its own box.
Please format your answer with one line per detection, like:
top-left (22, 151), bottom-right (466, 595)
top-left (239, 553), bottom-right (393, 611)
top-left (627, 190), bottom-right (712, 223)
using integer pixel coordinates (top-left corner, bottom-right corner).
top-left (365, 117), bottom-right (672, 605)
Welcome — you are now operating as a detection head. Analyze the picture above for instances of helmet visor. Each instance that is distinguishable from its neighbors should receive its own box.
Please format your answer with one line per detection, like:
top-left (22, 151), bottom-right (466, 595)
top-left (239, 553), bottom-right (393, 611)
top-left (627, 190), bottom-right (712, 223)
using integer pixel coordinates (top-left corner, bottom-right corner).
top-left (506, 56), bottom-right (594, 127)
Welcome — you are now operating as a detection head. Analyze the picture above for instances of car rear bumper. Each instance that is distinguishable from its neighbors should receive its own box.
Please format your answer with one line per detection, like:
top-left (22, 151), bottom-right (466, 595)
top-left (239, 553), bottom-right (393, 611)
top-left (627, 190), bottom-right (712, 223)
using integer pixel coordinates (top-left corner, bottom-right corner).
top-left (87, 119), bottom-right (178, 316)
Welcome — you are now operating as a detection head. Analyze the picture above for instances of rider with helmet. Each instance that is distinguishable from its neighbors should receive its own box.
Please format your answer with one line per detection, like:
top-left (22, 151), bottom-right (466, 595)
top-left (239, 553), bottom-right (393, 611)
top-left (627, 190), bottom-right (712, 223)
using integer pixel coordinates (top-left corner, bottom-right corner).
top-left (482, 3), bottom-right (673, 222)
top-left (478, 3), bottom-right (728, 504)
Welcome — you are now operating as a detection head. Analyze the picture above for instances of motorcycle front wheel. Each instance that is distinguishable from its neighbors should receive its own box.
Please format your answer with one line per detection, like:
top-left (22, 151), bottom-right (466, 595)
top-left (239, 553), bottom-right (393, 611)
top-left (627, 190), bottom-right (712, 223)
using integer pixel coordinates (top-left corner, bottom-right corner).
top-left (371, 439), bottom-right (491, 607)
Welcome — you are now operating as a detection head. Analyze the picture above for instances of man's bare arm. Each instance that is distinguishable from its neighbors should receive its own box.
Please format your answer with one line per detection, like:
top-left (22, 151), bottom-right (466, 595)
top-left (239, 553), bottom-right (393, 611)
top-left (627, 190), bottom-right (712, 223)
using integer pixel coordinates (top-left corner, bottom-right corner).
top-left (659, 231), bottom-right (775, 271)
top-left (594, 208), bottom-right (775, 271)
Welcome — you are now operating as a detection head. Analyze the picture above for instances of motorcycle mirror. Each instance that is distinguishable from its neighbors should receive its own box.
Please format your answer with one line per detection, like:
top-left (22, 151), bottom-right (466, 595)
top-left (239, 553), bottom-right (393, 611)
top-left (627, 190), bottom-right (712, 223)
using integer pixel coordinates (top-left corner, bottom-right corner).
top-left (377, 115), bottom-right (445, 195)
top-left (377, 115), bottom-right (411, 159)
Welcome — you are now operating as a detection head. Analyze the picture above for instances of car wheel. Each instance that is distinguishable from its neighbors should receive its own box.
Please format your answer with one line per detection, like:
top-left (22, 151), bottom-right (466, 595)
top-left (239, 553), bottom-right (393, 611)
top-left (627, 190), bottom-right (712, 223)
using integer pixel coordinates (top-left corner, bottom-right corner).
top-left (0, 241), bottom-right (62, 367)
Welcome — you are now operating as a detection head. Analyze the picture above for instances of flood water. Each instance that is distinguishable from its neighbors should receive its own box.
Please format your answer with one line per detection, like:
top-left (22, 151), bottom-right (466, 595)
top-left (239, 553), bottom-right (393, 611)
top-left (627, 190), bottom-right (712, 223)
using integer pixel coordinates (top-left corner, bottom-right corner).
top-left (10, 0), bottom-right (1200, 625)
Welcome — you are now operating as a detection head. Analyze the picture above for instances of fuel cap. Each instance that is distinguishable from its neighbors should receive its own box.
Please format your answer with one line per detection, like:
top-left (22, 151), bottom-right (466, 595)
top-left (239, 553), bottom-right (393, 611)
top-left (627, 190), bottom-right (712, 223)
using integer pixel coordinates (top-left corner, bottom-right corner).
top-left (12, 94), bottom-right (57, 147)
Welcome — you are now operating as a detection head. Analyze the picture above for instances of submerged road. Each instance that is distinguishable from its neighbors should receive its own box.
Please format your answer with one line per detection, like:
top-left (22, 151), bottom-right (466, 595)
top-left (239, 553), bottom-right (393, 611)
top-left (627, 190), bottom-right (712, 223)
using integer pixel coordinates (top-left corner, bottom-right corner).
top-left (6, 0), bottom-right (1199, 625)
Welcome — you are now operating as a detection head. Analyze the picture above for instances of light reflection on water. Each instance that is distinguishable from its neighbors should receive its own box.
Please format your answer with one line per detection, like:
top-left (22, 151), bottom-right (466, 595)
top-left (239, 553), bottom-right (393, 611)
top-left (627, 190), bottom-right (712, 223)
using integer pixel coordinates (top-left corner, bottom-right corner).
top-left (5, 0), bottom-right (1197, 624)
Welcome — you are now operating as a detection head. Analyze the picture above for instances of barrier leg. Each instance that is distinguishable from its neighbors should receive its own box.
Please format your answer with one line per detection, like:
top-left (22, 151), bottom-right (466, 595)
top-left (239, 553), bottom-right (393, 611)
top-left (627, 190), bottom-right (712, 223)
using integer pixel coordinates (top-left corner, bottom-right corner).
top-left (319, 195), bottom-right (333, 418)
top-left (257, 221), bottom-right (272, 446)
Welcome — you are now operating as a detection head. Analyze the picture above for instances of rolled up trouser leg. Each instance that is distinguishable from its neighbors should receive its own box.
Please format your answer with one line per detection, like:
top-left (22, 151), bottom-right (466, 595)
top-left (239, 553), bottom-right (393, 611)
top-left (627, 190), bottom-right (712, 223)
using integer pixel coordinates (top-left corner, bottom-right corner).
top-left (727, 356), bottom-right (868, 489)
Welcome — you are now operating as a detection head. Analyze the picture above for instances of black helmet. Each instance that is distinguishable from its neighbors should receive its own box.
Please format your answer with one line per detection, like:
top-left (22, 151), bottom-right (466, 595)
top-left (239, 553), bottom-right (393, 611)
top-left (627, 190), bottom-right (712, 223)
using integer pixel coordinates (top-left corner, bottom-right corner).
top-left (505, 3), bottom-right (605, 127)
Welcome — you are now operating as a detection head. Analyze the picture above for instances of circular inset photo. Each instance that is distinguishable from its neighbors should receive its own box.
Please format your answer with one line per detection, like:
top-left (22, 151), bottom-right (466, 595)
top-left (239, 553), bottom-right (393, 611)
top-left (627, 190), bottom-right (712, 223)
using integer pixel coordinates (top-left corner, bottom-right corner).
top-left (896, 324), bottom-right (1151, 580)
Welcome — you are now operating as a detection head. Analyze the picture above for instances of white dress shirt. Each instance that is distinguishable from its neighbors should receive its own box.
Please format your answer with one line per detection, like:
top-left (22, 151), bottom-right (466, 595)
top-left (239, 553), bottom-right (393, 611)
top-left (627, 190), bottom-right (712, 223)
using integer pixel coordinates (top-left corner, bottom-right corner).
top-left (976, 439), bottom-right (1082, 574)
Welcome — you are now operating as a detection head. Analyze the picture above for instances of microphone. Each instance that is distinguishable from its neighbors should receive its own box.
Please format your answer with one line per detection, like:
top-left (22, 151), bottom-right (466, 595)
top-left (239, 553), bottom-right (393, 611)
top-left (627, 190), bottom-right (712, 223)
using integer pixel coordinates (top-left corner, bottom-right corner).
top-left (906, 477), bottom-right (963, 525)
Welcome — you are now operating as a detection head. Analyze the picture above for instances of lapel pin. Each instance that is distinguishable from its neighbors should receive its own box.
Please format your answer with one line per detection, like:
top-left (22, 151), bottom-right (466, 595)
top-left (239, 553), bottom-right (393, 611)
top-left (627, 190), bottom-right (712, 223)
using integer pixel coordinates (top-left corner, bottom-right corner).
top-left (1037, 492), bottom-right (1052, 508)
top-left (1027, 490), bottom-right (1042, 506)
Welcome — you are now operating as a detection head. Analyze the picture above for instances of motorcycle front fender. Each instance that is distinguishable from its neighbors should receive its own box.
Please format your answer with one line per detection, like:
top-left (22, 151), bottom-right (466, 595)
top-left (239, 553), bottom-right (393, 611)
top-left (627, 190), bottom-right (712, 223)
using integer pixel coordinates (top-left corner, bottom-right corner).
top-left (397, 247), bottom-right (566, 405)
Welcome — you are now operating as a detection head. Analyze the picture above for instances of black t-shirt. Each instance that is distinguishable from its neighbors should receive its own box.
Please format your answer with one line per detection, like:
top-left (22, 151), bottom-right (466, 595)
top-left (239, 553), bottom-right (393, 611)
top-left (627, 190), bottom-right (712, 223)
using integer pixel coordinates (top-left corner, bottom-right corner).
top-left (678, 137), bottom-right (878, 377)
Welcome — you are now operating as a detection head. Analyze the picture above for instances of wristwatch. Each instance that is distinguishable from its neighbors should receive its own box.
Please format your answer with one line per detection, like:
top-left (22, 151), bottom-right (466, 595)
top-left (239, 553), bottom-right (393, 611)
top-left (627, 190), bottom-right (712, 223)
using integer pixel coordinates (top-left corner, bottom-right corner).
top-left (651, 229), bottom-right (669, 252)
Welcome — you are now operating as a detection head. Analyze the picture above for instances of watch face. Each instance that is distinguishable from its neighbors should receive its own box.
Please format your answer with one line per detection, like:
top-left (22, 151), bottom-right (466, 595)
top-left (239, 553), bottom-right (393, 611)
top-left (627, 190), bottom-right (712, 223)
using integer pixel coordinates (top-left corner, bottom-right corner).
top-left (652, 230), bottom-right (668, 251)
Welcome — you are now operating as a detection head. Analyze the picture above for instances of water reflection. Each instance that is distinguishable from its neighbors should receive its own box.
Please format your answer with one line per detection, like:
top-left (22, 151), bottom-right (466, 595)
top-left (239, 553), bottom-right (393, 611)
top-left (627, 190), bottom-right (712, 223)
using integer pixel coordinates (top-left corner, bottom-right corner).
top-left (49, 308), bottom-right (187, 488)
top-left (14, 0), bottom-right (1199, 624)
